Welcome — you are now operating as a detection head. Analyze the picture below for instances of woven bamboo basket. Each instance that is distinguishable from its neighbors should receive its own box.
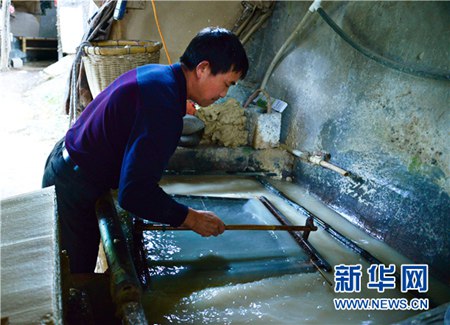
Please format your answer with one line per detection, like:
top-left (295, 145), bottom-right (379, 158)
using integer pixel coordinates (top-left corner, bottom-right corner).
top-left (82, 40), bottom-right (162, 97)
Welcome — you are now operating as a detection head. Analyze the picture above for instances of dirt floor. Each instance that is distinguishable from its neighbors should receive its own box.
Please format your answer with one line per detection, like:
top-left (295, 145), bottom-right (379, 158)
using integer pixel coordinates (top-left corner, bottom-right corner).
top-left (1, 58), bottom-right (72, 199)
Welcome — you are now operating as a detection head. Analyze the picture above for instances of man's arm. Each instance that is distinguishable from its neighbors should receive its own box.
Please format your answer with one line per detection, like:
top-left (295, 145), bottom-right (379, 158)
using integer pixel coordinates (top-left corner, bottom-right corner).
top-left (118, 93), bottom-right (226, 236)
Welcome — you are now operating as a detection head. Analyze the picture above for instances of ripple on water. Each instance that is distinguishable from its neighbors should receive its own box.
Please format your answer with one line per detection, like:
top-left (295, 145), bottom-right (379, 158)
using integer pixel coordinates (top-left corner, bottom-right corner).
top-left (145, 271), bottom-right (418, 324)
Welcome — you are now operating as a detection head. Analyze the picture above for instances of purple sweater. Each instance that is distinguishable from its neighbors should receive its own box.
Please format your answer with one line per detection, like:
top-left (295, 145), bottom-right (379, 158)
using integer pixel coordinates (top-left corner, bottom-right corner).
top-left (65, 63), bottom-right (189, 226)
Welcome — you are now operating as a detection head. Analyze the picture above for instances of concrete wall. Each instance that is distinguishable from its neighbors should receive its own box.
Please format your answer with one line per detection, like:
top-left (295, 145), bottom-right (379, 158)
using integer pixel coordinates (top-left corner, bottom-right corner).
top-left (114, 1), bottom-right (243, 64)
top-left (39, 6), bottom-right (57, 38)
top-left (241, 1), bottom-right (449, 283)
top-left (10, 1), bottom-right (57, 37)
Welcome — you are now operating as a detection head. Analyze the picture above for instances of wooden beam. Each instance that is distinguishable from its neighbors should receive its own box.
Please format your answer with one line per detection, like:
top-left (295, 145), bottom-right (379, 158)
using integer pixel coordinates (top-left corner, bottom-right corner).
top-left (138, 224), bottom-right (317, 232)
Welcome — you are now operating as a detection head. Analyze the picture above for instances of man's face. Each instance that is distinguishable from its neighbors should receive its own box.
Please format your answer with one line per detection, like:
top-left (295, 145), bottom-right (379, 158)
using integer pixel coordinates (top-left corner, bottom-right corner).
top-left (192, 62), bottom-right (242, 107)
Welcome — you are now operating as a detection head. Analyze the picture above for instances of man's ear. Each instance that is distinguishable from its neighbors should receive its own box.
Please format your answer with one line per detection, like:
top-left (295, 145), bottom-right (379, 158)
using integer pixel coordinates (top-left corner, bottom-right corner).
top-left (196, 61), bottom-right (211, 79)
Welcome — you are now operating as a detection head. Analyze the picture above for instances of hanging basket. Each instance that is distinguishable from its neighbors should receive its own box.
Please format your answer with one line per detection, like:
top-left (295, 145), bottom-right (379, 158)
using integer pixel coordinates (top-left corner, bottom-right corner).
top-left (82, 40), bottom-right (162, 97)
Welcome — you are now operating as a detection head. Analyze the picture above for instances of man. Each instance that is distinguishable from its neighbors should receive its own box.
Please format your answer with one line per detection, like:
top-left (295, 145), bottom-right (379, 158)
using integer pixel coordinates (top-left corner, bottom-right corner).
top-left (42, 27), bottom-right (249, 273)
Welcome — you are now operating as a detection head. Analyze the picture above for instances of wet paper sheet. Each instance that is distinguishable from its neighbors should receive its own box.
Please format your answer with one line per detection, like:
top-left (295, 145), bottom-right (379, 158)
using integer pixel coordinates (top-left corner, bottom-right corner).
top-left (141, 196), bottom-right (315, 291)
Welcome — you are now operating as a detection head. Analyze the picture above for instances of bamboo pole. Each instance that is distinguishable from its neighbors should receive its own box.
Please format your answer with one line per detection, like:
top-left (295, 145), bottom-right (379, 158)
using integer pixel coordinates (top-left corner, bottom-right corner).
top-left (96, 192), bottom-right (147, 324)
top-left (137, 224), bottom-right (316, 232)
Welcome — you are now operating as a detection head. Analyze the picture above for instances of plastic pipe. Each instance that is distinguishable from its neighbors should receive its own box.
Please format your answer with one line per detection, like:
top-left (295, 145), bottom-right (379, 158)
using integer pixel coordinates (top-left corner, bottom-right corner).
top-left (260, 0), bottom-right (320, 90)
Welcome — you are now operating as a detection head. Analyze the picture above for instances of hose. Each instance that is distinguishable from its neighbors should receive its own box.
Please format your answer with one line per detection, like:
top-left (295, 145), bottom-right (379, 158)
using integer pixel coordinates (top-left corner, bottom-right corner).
top-left (316, 7), bottom-right (450, 81)
top-left (244, 1), bottom-right (318, 111)
top-left (151, 0), bottom-right (171, 64)
top-left (260, 8), bottom-right (314, 90)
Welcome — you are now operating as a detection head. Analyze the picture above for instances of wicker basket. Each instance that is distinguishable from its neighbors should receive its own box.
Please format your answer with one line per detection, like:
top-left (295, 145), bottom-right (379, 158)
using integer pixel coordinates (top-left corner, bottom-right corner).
top-left (82, 40), bottom-right (162, 97)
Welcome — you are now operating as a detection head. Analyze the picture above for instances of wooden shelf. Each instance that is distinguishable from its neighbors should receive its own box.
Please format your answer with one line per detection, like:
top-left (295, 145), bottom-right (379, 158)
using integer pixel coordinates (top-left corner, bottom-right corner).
top-left (18, 36), bottom-right (58, 54)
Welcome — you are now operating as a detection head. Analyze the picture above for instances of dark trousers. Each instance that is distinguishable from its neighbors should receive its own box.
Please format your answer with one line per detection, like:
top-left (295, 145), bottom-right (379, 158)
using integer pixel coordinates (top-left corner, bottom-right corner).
top-left (42, 138), bottom-right (108, 273)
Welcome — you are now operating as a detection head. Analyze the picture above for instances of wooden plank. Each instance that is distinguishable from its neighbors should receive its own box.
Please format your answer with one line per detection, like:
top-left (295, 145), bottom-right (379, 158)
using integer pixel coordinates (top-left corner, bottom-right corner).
top-left (23, 47), bottom-right (57, 51)
top-left (17, 36), bottom-right (57, 41)
top-left (17, 37), bottom-right (57, 54)
top-left (0, 187), bottom-right (61, 324)
top-left (21, 38), bottom-right (26, 53)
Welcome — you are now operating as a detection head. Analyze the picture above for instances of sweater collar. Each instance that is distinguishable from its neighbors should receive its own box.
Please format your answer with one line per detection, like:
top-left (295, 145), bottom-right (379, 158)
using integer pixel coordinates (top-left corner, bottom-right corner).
top-left (170, 62), bottom-right (187, 116)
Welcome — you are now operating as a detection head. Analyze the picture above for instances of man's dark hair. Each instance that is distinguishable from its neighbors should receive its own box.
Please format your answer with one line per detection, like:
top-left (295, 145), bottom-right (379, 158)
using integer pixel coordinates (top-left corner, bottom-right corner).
top-left (180, 27), bottom-right (249, 79)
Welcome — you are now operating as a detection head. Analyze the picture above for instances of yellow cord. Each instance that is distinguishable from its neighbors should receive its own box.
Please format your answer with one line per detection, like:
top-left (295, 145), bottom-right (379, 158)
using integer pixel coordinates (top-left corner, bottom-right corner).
top-left (151, 0), bottom-right (172, 64)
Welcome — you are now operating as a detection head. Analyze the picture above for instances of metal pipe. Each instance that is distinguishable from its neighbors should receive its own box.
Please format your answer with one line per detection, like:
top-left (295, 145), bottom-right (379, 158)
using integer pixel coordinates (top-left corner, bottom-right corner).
top-left (258, 196), bottom-right (331, 272)
top-left (308, 155), bottom-right (349, 176)
top-left (257, 177), bottom-right (381, 265)
top-left (96, 192), bottom-right (148, 324)
top-left (284, 145), bottom-right (349, 177)
top-left (164, 170), bottom-right (277, 177)
top-left (257, 177), bottom-right (437, 307)
top-left (310, 259), bottom-right (333, 287)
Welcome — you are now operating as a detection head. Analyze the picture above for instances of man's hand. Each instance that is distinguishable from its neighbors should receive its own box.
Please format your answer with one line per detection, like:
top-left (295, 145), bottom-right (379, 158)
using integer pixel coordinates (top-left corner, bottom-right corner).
top-left (181, 208), bottom-right (225, 237)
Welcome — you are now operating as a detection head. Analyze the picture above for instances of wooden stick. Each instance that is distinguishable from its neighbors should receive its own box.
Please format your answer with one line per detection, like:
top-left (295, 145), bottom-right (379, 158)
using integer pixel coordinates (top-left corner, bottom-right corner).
top-left (138, 224), bottom-right (315, 232)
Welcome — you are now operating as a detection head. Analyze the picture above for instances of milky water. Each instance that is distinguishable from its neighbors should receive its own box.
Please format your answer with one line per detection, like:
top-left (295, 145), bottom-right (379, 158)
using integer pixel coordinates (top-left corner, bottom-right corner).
top-left (139, 176), bottom-right (449, 324)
